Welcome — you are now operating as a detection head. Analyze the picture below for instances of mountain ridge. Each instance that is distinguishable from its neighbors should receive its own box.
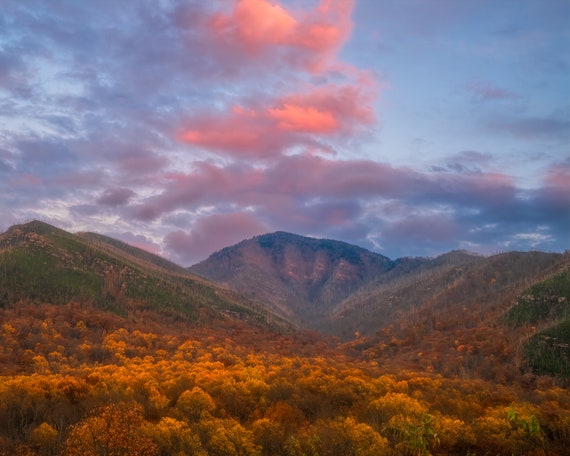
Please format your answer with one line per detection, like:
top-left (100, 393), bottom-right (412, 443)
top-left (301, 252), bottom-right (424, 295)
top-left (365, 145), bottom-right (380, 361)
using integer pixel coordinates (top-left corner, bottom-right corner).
top-left (190, 231), bottom-right (570, 348)
top-left (0, 220), bottom-right (288, 331)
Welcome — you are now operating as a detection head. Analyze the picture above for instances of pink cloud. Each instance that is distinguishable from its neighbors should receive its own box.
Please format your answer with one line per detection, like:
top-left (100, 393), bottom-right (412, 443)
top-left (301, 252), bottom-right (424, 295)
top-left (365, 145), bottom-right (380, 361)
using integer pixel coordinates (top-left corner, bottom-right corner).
top-left (261, 154), bottom-right (416, 199)
top-left (211, 0), bottom-right (297, 50)
top-left (130, 161), bottom-right (267, 220)
top-left (209, 0), bottom-right (354, 72)
top-left (178, 123), bottom-right (267, 155)
top-left (269, 82), bottom-right (376, 133)
top-left (175, 1), bottom-right (375, 159)
top-left (131, 153), bottom-right (523, 228)
top-left (268, 103), bottom-right (338, 133)
top-left (535, 163), bottom-right (570, 212)
top-left (131, 155), bottom-right (402, 221)
top-left (177, 105), bottom-right (288, 157)
top-left (10, 173), bottom-right (43, 188)
top-left (543, 163), bottom-right (570, 189)
top-left (178, 80), bottom-right (376, 157)
top-left (164, 212), bottom-right (268, 265)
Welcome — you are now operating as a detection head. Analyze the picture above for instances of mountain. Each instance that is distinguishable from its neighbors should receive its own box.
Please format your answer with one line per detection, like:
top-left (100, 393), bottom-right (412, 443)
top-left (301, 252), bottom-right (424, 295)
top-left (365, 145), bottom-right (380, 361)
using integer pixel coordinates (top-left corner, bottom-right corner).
top-left (503, 267), bottom-right (570, 378)
top-left (0, 220), bottom-right (285, 330)
top-left (189, 231), bottom-right (395, 329)
top-left (191, 232), bottom-right (570, 341)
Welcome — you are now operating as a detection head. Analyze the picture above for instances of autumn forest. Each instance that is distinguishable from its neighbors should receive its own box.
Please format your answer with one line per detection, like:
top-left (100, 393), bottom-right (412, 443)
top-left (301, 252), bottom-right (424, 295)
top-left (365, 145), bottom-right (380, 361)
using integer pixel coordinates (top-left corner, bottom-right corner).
top-left (0, 221), bottom-right (569, 455)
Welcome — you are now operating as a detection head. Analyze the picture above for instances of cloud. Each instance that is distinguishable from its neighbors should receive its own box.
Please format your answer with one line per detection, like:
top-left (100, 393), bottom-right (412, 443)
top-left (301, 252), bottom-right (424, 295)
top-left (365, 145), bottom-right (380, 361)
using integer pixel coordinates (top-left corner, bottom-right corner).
top-left (209, 0), bottom-right (354, 72)
top-left (123, 149), bottom-right (570, 259)
top-left (382, 214), bottom-right (459, 243)
top-left (211, 0), bottom-right (297, 50)
top-left (465, 80), bottom-right (520, 102)
top-left (174, 0), bottom-right (375, 160)
top-left (164, 212), bottom-right (268, 265)
top-left (178, 79), bottom-right (377, 157)
top-left (97, 188), bottom-right (136, 207)
top-left (177, 111), bottom-right (277, 157)
top-left (271, 82), bottom-right (377, 133)
top-left (110, 231), bottom-right (163, 256)
top-left (528, 163), bottom-right (570, 227)
top-left (268, 104), bottom-right (339, 133)
top-left (129, 153), bottom-right (523, 225)
top-left (488, 115), bottom-right (570, 140)
top-left (0, 48), bottom-right (29, 93)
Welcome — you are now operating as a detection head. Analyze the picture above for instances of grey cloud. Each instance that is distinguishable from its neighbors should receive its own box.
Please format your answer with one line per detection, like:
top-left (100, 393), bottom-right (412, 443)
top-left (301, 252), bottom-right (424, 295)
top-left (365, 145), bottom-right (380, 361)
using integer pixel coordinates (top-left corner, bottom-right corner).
top-left (488, 115), bottom-right (570, 140)
top-left (97, 188), bottom-right (136, 207)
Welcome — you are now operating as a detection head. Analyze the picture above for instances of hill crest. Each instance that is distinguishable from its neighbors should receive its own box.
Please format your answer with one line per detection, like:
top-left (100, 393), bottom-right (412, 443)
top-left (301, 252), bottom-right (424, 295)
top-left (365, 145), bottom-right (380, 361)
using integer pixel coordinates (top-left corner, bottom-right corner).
top-left (0, 220), bottom-right (287, 331)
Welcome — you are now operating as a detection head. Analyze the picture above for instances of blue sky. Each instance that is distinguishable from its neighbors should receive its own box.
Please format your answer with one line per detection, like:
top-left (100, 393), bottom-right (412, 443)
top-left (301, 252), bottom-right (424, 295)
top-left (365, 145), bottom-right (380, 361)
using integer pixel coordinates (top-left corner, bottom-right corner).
top-left (1, 0), bottom-right (568, 265)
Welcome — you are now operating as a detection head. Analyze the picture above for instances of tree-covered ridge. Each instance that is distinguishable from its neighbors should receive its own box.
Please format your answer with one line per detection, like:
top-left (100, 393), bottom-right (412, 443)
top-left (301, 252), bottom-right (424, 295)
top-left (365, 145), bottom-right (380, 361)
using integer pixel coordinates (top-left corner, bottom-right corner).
top-left (192, 230), bottom-right (569, 340)
top-left (76, 231), bottom-right (190, 275)
top-left (343, 253), bottom-right (570, 384)
top-left (191, 231), bottom-right (406, 331)
top-left (0, 221), bottom-right (284, 329)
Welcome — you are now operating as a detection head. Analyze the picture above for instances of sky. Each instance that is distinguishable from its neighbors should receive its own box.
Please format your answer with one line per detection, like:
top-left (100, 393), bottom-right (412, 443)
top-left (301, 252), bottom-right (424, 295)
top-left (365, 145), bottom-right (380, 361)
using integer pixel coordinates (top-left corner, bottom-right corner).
top-left (1, 0), bottom-right (569, 265)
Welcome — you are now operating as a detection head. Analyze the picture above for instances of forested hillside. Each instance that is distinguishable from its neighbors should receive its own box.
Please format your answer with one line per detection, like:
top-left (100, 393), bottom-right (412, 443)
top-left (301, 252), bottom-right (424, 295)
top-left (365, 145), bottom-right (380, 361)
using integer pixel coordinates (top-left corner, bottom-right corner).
top-left (0, 221), bottom-right (569, 455)
top-left (0, 220), bottom-right (282, 329)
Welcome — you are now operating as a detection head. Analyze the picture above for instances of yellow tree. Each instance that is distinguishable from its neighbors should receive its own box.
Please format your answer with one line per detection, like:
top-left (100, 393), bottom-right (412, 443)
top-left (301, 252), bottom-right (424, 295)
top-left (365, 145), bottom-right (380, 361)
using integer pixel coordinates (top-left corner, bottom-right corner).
top-left (175, 387), bottom-right (215, 421)
top-left (29, 422), bottom-right (58, 456)
top-left (313, 416), bottom-right (390, 456)
top-left (198, 417), bottom-right (260, 456)
top-left (143, 417), bottom-right (206, 456)
top-left (63, 403), bottom-right (158, 456)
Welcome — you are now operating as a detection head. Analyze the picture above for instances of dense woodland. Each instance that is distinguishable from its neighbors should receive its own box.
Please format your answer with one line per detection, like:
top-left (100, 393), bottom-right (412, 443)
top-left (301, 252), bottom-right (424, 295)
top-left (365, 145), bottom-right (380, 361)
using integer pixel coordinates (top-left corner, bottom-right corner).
top-left (0, 222), bottom-right (569, 455)
top-left (1, 300), bottom-right (569, 456)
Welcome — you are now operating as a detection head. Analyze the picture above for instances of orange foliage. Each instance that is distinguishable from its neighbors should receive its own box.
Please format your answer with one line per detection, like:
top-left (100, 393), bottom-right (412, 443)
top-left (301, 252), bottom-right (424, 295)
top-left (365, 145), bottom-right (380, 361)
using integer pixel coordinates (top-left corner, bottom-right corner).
top-left (0, 299), bottom-right (569, 455)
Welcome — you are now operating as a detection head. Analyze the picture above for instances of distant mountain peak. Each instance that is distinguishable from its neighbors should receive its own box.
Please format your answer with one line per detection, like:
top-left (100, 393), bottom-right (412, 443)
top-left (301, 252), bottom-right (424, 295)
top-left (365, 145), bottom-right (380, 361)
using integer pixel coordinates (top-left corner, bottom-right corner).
top-left (251, 231), bottom-right (391, 265)
top-left (190, 231), bottom-right (395, 327)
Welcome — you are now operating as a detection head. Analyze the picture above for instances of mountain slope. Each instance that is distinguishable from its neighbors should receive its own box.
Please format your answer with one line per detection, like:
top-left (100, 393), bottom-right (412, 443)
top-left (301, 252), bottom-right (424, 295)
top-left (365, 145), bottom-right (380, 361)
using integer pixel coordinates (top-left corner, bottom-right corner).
top-left (346, 251), bottom-right (570, 380)
top-left (0, 220), bottom-right (284, 329)
top-left (332, 251), bottom-right (570, 336)
top-left (189, 231), bottom-right (395, 328)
